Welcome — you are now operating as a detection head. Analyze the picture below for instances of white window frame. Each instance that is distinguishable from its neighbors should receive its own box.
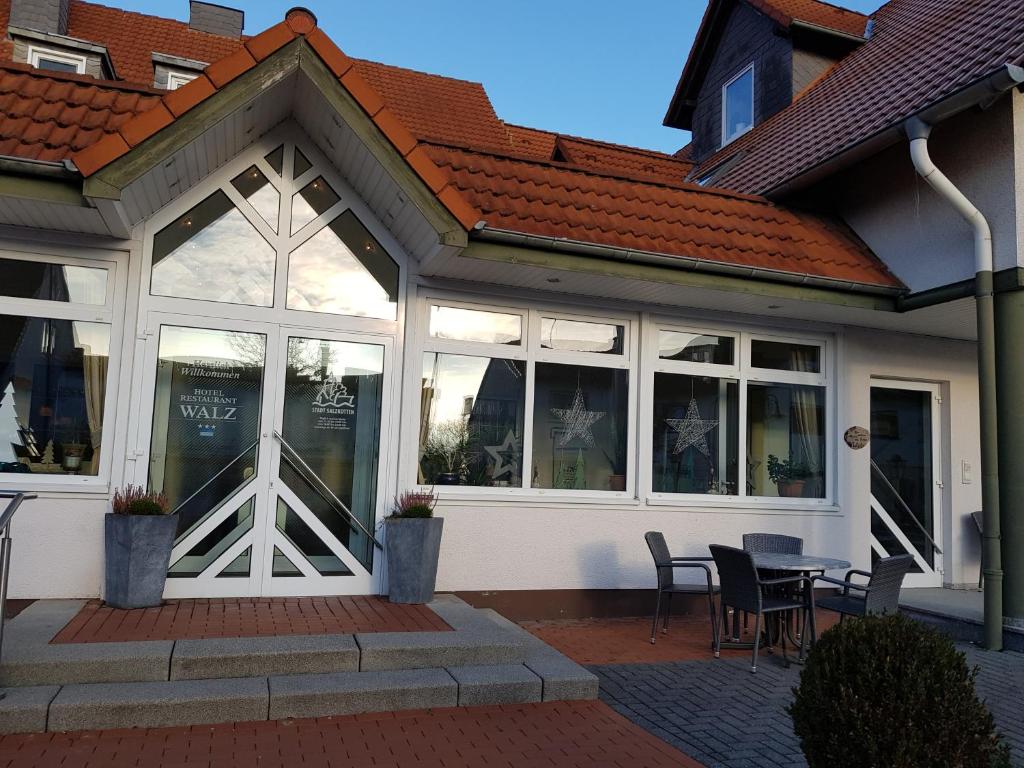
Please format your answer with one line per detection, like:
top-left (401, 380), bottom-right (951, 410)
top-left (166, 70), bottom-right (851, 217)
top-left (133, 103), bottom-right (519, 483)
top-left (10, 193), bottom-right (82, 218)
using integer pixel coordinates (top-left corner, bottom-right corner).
top-left (0, 247), bottom-right (125, 491)
top-left (27, 45), bottom-right (88, 74)
top-left (721, 63), bottom-right (754, 147)
top-left (166, 71), bottom-right (198, 90)
top-left (645, 320), bottom-right (834, 509)
top-left (413, 293), bottom-right (638, 501)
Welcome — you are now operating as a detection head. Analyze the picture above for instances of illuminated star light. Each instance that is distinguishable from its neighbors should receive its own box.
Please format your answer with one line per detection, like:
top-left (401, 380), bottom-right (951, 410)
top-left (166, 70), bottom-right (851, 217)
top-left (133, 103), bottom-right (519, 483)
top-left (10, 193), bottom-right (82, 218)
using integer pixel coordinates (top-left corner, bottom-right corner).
top-left (666, 398), bottom-right (718, 457)
top-left (552, 386), bottom-right (605, 447)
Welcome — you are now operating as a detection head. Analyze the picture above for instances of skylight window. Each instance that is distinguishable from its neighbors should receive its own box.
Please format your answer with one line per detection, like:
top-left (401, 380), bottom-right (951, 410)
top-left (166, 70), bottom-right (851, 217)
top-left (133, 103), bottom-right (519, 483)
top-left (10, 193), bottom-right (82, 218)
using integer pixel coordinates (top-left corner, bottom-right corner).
top-left (722, 64), bottom-right (754, 146)
top-left (28, 46), bottom-right (87, 75)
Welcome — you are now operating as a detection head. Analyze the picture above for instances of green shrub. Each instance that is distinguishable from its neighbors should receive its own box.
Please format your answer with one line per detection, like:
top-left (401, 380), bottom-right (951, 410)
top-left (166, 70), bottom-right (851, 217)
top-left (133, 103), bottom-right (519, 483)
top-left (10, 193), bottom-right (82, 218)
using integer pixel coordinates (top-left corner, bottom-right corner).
top-left (391, 489), bottom-right (436, 519)
top-left (126, 498), bottom-right (168, 516)
top-left (789, 613), bottom-right (1009, 768)
top-left (112, 485), bottom-right (171, 515)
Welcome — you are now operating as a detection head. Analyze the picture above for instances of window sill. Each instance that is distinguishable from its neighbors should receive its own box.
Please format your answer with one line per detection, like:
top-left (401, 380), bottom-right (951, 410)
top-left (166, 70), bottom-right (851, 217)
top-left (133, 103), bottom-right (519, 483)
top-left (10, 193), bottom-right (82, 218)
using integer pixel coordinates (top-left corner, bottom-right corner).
top-left (0, 478), bottom-right (110, 498)
top-left (430, 488), bottom-right (641, 508)
top-left (645, 496), bottom-right (840, 514)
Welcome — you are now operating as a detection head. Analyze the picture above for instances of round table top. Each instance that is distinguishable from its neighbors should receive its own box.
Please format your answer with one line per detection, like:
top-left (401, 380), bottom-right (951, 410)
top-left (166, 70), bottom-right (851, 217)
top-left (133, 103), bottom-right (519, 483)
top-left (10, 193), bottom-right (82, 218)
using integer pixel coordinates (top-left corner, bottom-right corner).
top-left (751, 553), bottom-right (851, 571)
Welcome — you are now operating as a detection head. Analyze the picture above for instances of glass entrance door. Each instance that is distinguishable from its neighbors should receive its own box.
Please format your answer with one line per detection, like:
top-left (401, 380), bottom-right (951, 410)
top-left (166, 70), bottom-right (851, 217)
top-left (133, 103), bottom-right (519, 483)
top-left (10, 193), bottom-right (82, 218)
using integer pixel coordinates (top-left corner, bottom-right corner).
top-left (869, 381), bottom-right (943, 588)
top-left (144, 316), bottom-right (389, 597)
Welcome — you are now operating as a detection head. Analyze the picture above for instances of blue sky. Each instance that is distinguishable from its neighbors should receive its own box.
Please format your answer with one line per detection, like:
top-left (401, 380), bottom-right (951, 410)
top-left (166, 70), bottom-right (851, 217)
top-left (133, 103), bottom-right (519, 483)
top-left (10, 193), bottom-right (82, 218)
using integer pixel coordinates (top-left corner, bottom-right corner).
top-left (122, 0), bottom-right (880, 154)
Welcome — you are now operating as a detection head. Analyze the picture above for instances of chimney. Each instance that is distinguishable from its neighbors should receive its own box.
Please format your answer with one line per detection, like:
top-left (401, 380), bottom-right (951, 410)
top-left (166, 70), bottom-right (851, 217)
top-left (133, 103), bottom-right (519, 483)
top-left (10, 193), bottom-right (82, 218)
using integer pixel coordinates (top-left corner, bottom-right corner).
top-left (8, 0), bottom-right (70, 35)
top-left (188, 1), bottom-right (243, 39)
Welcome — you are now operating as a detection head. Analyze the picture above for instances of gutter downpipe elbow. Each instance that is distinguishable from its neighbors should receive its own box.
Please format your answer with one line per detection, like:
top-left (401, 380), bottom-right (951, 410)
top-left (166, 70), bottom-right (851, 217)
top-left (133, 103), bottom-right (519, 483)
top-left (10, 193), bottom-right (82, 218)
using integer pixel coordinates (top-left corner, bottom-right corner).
top-left (904, 116), bottom-right (1002, 650)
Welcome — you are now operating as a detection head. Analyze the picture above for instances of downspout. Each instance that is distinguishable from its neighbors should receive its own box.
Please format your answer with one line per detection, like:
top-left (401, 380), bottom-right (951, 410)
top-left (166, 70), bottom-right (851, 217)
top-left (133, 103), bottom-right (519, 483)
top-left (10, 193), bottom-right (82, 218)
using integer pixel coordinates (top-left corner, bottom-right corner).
top-left (904, 116), bottom-right (1002, 650)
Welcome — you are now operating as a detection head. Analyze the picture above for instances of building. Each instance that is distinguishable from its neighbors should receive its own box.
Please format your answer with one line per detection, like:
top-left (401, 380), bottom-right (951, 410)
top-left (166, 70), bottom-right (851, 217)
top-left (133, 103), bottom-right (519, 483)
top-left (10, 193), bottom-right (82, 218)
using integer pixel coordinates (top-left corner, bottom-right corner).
top-left (0, 0), bottom-right (1020, 633)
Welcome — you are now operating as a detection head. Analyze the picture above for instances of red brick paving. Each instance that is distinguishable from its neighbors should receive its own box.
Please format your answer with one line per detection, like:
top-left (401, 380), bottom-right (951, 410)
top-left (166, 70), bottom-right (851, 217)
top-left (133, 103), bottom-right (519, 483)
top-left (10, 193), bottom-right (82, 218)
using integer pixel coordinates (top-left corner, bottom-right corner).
top-left (522, 611), bottom-right (838, 665)
top-left (51, 597), bottom-right (451, 643)
top-left (0, 701), bottom-right (703, 768)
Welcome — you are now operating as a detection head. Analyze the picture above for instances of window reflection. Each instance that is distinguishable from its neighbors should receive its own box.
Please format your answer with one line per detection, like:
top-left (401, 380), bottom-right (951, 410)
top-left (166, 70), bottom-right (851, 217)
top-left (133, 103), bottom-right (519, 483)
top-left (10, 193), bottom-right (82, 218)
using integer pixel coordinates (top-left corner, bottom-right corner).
top-left (419, 353), bottom-right (525, 487)
top-left (652, 373), bottom-right (738, 494)
top-left (264, 145), bottom-right (284, 176)
top-left (151, 190), bottom-right (276, 307)
top-left (291, 176), bottom-right (339, 233)
top-left (750, 340), bottom-right (820, 373)
top-left (0, 257), bottom-right (107, 305)
top-left (659, 331), bottom-right (734, 365)
top-left (0, 317), bottom-right (109, 476)
top-left (540, 318), bottom-right (623, 354)
top-left (287, 210), bottom-right (398, 320)
top-left (747, 382), bottom-right (825, 498)
top-left (230, 165), bottom-right (279, 232)
top-left (531, 363), bottom-right (628, 491)
top-left (429, 306), bottom-right (521, 345)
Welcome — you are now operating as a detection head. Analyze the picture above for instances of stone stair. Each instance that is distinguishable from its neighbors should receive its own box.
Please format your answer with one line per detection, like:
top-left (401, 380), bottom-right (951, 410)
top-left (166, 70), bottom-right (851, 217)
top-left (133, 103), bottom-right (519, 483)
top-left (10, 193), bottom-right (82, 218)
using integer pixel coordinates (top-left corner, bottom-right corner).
top-left (0, 595), bottom-right (597, 733)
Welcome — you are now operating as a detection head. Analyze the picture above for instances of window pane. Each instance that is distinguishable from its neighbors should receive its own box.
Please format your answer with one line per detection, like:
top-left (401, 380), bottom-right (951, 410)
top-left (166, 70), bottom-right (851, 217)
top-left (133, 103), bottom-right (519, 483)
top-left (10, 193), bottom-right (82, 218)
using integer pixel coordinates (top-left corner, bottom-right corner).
top-left (750, 340), bottom-right (820, 373)
top-left (287, 210), bottom-right (398, 320)
top-left (659, 331), bottom-right (734, 365)
top-left (746, 382), bottom-right (826, 498)
top-left (0, 257), bottom-right (107, 305)
top-left (276, 498), bottom-right (352, 576)
top-left (429, 306), bottom-right (521, 345)
top-left (0, 317), bottom-right (109, 476)
top-left (419, 353), bottom-right (525, 487)
top-left (168, 497), bottom-right (254, 578)
top-left (152, 190), bottom-right (276, 307)
top-left (293, 147), bottom-right (312, 178)
top-left (291, 176), bottom-right (339, 233)
top-left (724, 67), bottom-right (753, 142)
top-left (540, 318), bottom-right (624, 354)
top-left (532, 363), bottom-right (629, 491)
top-left (230, 165), bottom-right (279, 232)
top-left (653, 373), bottom-right (738, 495)
top-left (38, 58), bottom-right (79, 73)
top-left (264, 145), bottom-right (284, 176)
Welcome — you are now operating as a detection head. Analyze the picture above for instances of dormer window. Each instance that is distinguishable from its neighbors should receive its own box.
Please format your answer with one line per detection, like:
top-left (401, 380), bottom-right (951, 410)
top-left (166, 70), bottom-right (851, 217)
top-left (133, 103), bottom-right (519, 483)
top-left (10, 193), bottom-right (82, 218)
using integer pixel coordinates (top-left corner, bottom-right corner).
top-left (28, 45), bottom-right (87, 75)
top-left (166, 71), bottom-right (198, 90)
top-left (721, 64), bottom-right (754, 146)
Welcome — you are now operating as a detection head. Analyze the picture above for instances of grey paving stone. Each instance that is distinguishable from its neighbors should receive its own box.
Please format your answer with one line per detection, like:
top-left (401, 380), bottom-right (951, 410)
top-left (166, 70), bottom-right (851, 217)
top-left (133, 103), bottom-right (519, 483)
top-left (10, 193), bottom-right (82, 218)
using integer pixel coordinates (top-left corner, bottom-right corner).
top-left (1, 601), bottom-right (83, 646)
top-left (48, 677), bottom-right (268, 732)
top-left (355, 630), bottom-right (525, 671)
top-left (0, 685), bottom-right (60, 734)
top-left (170, 634), bottom-right (359, 680)
top-left (525, 655), bottom-right (599, 701)
top-left (0, 640), bottom-right (175, 686)
top-left (268, 668), bottom-right (457, 719)
top-left (447, 663), bottom-right (542, 706)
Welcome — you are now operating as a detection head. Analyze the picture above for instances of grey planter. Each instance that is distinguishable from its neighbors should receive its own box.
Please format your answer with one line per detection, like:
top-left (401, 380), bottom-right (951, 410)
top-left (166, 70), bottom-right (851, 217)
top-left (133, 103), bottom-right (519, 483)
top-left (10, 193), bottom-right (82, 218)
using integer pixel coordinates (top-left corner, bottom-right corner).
top-left (385, 517), bottom-right (444, 604)
top-left (104, 513), bottom-right (179, 609)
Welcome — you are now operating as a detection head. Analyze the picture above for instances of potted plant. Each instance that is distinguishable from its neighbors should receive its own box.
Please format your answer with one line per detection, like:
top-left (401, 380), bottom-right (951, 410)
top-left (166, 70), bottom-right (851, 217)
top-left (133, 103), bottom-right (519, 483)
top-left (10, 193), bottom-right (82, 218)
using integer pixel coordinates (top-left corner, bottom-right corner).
top-left (385, 489), bottom-right (443, 604)
top-left (422, 419), bottom-right (470, 485)
top-left (767, 454), bottom-right (812, 497)
top-left (104, 485), bottom-right (177, 609)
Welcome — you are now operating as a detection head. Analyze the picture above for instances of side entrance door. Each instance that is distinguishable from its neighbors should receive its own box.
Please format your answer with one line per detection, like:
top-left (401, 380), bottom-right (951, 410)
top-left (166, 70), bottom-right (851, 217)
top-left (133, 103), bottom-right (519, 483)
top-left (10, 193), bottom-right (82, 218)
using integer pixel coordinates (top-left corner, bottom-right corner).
top-left (869, 380), bottom-right (943, 588)
top-left (140, 313), bottom-right (391, 597)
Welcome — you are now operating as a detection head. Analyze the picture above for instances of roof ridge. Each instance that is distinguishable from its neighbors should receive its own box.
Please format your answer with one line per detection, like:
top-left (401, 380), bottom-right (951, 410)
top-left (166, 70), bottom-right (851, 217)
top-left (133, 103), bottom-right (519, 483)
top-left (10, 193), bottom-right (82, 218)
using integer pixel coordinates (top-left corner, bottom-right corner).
top-left (0, 62), bottom-right (162, 94)
top-left (425, 139), bottom-right (778, 205)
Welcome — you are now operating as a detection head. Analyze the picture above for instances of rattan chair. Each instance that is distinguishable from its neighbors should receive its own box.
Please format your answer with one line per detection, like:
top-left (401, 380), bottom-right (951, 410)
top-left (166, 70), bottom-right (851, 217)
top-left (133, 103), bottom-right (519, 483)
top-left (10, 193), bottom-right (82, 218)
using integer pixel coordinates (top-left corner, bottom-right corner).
top-left (645, 532), bottom-right (719, 648)
top-left (742, 533), bottom-right (803, 555)
top-left (710, 544), bottom-right (816, 673)
top-left (813, 554), bottom-right (915, 621)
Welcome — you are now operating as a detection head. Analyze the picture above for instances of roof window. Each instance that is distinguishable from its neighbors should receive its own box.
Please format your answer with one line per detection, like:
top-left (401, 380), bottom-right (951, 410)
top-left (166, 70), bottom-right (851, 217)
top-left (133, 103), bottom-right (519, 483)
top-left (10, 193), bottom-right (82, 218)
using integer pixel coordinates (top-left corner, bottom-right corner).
top-left (27, 45), bottom-right (86, 74)
top-left (721, 64), bottom-right (754, 146)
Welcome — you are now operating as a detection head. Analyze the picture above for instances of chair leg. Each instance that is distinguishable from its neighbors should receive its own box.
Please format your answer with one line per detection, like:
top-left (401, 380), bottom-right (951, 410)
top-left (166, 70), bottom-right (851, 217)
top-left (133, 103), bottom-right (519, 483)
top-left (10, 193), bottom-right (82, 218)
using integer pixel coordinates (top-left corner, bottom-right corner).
top-left (714, 602), bottom-right (724, 659)
top-left (662, 592), bottom-right (673, 634)
top-left (751, 612), bottom-right (762, 673)
top-left (650, 590), bottom-right (662, 644)
top-left (707, 590), bottom-right (719, 656)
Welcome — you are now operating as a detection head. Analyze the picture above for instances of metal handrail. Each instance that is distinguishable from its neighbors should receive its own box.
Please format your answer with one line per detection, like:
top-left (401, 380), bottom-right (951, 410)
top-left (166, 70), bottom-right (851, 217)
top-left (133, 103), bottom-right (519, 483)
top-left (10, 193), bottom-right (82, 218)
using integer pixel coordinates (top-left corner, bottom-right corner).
top-left (0, 491), bottom-right (36, 665)
top-left (870, 460), bottom-right (943, 554)
top-left (171, 439), bottom-right (259, 515)
top-left (272, 431), bottom-right (382, 550)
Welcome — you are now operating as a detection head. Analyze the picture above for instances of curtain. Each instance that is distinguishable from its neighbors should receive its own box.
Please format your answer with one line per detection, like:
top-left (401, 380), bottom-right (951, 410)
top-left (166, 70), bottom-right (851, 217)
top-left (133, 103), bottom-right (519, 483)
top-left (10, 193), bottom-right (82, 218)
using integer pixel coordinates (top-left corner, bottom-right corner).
top-left (82, 348), bottom-right (107, 471)
top-left (790, 347), bottom-right (822, 496)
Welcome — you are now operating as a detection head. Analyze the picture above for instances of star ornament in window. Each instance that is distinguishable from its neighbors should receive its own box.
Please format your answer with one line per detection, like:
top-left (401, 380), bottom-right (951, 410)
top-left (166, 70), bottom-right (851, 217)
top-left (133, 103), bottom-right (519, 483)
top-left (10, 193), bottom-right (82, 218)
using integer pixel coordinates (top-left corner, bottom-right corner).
top-left (666, 397), bottom-right (718, 457)
top-left (552, 386), bottom-right (605, 447)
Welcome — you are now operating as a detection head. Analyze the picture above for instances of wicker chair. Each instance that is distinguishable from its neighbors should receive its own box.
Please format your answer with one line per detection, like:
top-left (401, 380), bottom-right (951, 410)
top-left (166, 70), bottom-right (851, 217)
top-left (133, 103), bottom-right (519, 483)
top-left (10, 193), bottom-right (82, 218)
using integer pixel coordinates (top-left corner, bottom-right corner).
top-left (644, 532), bottom-right (719, 648)
top-left (813, 554), bottom-right (915, 621)
top-left (742, 533), bottom-right (803, 555)
top-left (710, 544), bottom-right (816, 673)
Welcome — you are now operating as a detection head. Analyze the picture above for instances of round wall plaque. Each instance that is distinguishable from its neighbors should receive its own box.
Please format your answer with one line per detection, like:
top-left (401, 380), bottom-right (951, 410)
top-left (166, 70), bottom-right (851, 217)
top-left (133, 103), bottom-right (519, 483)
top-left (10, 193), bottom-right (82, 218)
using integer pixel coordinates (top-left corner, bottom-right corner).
top-left (844, 426), bottom-right (870, 449)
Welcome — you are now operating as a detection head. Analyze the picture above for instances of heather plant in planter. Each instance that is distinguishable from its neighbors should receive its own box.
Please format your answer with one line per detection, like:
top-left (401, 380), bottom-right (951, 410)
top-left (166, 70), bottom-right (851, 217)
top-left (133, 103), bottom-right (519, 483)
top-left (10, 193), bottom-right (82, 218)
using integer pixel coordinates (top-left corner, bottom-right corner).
top-left (104, 485), bottom-right (178, 609)
top-left (789, 613), bottom-right (1010, 768)
top-left (385, 489), bottom-right (443, 604)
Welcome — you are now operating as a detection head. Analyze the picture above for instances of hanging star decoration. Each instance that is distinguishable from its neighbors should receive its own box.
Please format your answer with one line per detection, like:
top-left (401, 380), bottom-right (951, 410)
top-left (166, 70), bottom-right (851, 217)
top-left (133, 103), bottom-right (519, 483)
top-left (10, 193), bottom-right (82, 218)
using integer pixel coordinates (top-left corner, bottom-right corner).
top-left (666, 397), bottom-right (718, 457)
top-left (484, 429), bottom-right (520, 480)
top-left (552, 385), bottom-right (605, 447)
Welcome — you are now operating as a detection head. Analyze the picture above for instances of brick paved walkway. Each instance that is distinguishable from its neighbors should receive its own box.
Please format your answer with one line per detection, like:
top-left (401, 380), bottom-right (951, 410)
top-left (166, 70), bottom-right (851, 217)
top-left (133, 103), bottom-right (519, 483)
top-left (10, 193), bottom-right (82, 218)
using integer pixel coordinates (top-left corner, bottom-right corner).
top-left (51, 597), bottom-right (451, 643)
top-left (0, 701), bottom-right (702, 768)
top-left (593, 644), bottom-right (1024, 768)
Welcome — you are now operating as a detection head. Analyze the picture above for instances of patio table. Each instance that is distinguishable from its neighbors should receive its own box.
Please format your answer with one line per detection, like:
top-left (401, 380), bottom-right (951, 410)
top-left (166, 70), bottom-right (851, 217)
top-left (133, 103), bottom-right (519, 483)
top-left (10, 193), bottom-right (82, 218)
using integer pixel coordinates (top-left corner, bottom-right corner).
top-left (719, 552), bottom-right (851, 660)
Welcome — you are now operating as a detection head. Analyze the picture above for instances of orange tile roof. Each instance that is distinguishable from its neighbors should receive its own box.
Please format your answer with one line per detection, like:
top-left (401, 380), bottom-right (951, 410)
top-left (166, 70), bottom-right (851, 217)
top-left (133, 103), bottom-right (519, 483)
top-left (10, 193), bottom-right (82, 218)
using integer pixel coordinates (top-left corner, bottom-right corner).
top-left (747, 0), bottom-right (868, 36)
top-left (695, 0), bottom-right (1024, 193)
top-left (426, 143), bottom-right (900, 288)
top-left (0, 0), bottom-right (247, 86)
top-left (0, 4), bottom-right (899, 291)
top-left (0, 63), bottom-right (160, 161)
